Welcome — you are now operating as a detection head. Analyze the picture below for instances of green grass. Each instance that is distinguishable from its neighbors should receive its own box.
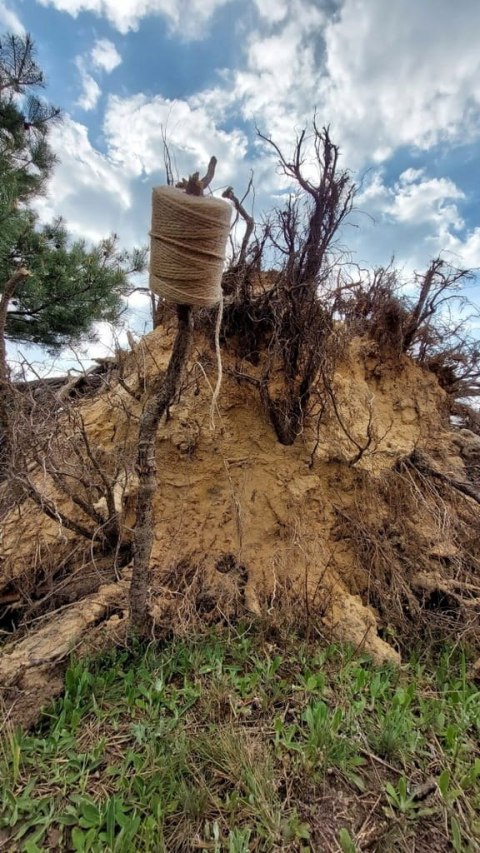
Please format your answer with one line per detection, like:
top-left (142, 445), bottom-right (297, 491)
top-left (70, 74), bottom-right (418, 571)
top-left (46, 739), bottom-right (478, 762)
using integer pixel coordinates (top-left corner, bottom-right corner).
top-left (0, 629), bottom-right (479, 852)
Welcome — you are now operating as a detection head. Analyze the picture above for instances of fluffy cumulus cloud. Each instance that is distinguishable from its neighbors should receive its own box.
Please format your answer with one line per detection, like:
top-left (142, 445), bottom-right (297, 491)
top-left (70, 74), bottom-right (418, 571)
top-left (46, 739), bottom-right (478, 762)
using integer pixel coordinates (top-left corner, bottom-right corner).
top-left (19, 0), bottom-right (480, 372)
top-left (34, 98), bottom-right (251, 250)
top-left (35, 0), bottom-right (480, 176)
top-left (320, 0), bottom-right (480, 164)
top-left (37, 0), bottom-right (235, 38)
top-left (40, 0), bottom-right (480, 275)
top-left (34, 117), bottom-right (133, 242)
top-left (354, 168), bottom-right (480, 271)
top-left (1, 0), bottom-right (478, 380)
top-left (75, 37), bottom-right (121, 111)
top-left (103, 93), bottom-right (249, 187)
top-left (189, 0), bottom-right (480, 275)
top-left (91, 38), bottom-right (122, 73)
top-left (252, 0), bottom-right (289, 24)
top-left (194, 0), bottom-right (480, 172)
top-left (446, 228), bottom-right (480, 270)
top-left (203, 1), bottom-right (325, 161)
top-left (75, 63), bottom-right (101, 110)
top-left (388, 172), bottom-right (464, 230)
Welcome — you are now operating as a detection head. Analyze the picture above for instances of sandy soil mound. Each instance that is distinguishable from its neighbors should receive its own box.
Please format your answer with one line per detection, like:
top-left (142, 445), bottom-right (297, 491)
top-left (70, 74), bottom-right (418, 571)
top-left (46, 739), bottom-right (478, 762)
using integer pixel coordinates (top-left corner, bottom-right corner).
top-left (1, 322), bottom-right (479, 722)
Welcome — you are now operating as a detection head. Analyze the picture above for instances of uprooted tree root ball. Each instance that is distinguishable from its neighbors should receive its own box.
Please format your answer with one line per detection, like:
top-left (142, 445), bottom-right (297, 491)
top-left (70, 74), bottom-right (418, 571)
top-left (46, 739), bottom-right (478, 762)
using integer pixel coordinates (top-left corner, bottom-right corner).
top-left (1, 120), bottom-right (479, 726)
top-left (1, 322), bottom-right (479, 720)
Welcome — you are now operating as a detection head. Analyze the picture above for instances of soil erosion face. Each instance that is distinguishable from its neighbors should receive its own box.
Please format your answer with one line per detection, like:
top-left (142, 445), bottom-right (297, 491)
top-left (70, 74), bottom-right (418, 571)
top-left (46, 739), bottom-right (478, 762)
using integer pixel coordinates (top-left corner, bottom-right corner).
top-left (1, 323), bottom-right (479, 723)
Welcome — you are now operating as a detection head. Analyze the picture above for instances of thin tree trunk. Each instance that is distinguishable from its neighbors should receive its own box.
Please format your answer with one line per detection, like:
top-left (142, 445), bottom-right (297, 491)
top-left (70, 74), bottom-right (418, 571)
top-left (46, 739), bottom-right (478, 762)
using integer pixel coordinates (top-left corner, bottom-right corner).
top-left (129, 157), bottom-right (218, 635)
top-left (0, 268), bottom-right (30, 472)
top-left (129, 304), bottom-right (193, 635)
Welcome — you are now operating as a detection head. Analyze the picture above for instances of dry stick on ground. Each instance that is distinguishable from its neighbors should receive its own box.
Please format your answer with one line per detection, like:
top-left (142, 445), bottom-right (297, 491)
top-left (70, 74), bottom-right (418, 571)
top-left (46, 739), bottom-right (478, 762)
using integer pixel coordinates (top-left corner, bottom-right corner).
top-left (129, 158), bottom-right (217, 637)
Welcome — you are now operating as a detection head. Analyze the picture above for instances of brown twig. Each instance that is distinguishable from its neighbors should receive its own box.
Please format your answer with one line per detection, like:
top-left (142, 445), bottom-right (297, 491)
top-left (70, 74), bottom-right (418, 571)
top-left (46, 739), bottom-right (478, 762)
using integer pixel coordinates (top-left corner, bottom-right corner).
top-left (129, 157), bottom-right (217, 636)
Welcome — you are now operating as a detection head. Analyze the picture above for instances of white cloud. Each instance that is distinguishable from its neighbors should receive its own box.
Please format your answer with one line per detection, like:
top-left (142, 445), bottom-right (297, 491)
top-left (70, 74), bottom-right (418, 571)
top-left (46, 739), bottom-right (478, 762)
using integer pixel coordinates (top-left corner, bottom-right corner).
top-left (356, 171), bottom-right (390, 206)
top-left (358, 170), bottom-right (466, 232)
top-left (74, 38), bottom-right (121, 111)
top-left (34, 116), bottom-right (133, 243)
top-left (399, 168), bottom-right (425, 185)
top-left (37, 0), bottom-right (235, 37)
top-left (252, 0), bottom-right (289, 24)
top-left (321, 0), bottom-right (480, 164)
top-left (33, 94), bottom-right (250, 251)
top-left (86, 320), bottom-right (131, 358)
top-left (184, 3), bottom-right (328, 202)
top-left (91, 37), bottom-right (121, 73)
top-left (0, 1), bottom-right (25, 32)
top-left (9, 0), bottom-right (477, 380)
top-left (75, 62), bottom-right (101, 110)
top-left (433, 227), bottom-right (480, 270)
top-left (7, 321), bottom-right (134, 379)
top-left (389, 176), bottom-right (465, 229)
top-left (353, 168), bottom-right (479, 274)
top-left (197, 0), bottom-right (480, 175)
top-left (237, 4), bottom-right (324, 146)
top-left (36, 0), bottom-right (480, 182)
top-left (103, 93), bottom-right (248, 186)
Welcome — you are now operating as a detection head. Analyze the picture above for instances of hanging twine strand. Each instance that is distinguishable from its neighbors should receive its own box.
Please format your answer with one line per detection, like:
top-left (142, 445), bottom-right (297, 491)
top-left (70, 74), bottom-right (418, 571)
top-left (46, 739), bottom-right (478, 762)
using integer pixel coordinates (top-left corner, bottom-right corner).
top-left (149, 184), bottom-right (231, 427)
top-left (210, 291), bottom-right (223, 428)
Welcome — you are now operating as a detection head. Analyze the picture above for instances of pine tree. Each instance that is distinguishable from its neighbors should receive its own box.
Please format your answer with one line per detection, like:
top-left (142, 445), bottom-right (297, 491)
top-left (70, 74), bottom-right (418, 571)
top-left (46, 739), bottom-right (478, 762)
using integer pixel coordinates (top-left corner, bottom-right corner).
top-left (0, 33), bottom-right (60, 200)
top-left (0, 32), bottom-right (146, 468)
top-left (0, 32), bottom-right (146, 352)
top-left (1, 216), bottom-right (146, 351)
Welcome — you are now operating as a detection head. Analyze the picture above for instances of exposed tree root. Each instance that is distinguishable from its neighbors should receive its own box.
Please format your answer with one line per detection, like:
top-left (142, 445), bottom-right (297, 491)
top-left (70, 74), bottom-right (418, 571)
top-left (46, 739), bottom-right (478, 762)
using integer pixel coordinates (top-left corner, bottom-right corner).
top-left (404, 449), bottom-right (480, 505)
top-left (411, 571), bottom-right (480, 609)
top-left (0, 572), bottom-right (130, 728)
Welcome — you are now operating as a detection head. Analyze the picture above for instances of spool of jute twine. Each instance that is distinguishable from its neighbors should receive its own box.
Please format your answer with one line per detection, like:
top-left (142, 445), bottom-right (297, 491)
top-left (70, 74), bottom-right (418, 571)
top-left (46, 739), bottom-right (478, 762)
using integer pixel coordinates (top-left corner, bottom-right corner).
top-left (149, 185), bottom-right (232, 307)
top-left (149, 185), bottom-right (232, 427)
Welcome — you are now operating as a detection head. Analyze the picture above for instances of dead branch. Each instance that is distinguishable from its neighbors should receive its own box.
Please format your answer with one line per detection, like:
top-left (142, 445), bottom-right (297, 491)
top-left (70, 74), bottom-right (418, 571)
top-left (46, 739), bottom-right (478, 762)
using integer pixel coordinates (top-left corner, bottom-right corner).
top-left (258, 120), bottom-right (355, 288)
top-left (222, 182), bottom-right (254, 270)
top-left (17, 472), bottom-right (97, 541)
top-left (252, 121), bottom-right (355, 444)
top-left (5, 362), bottom-right (133, 568)
top-left (402, 259), bottom-right (472, 352)
top-left (130, 157), bottom-right (217, 636)
top-left (200, 156), bottom-right (217, 191)
top-left (162, 126), bottom-right (175, 187)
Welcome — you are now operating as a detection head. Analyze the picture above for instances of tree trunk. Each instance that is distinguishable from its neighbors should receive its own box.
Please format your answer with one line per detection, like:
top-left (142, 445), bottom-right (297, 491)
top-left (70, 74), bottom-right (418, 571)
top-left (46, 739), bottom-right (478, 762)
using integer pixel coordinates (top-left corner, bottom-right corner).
top-left (129, 156), bottom-right (218, 635)
top-left (0, 269), bottom-right (30, 473)
top-left (129, 304), bottom-right (193, 635)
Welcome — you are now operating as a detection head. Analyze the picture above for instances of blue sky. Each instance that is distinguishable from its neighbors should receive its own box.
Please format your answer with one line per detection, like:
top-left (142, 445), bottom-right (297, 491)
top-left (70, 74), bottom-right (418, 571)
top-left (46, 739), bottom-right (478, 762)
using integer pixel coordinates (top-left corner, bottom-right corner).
top-left (1, 0), bottom-right (480, 372)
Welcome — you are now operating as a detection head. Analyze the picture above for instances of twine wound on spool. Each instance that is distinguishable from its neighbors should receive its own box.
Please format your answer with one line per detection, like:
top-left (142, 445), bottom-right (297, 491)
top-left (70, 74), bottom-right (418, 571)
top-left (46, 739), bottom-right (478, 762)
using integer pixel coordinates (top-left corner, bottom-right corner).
top-left (150, 185), bottom-right (231, 308)
top-left (149, 185), bottom-right (232, 427)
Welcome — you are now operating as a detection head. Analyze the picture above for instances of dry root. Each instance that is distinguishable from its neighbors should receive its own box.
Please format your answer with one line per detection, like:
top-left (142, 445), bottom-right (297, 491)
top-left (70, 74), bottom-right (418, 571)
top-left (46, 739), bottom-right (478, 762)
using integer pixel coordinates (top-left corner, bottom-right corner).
top-left (0, 572), bottom-right (130, 727)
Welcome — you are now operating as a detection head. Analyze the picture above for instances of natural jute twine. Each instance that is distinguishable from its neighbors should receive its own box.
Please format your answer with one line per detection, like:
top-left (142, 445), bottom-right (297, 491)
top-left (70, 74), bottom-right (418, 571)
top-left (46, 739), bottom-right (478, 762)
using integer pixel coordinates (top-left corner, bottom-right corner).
top-left (149, 185), bottom-right (232, 426)
top-left (149, 185), bottom-right (231, 307)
